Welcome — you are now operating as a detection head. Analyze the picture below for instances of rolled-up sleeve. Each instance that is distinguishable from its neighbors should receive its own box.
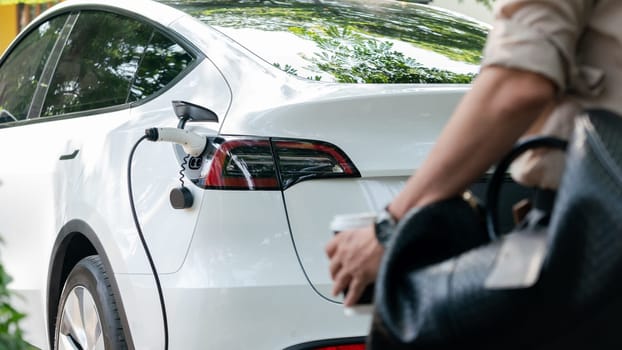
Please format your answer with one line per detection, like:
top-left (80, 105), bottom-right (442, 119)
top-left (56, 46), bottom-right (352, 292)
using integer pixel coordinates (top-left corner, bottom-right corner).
top-left (482, 0), bottom-right (594, 92)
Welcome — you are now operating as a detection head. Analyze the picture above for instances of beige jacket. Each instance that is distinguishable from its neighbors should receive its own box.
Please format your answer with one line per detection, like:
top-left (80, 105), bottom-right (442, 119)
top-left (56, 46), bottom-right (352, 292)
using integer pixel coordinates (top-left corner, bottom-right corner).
top-left (482, 0), bottom-right (622, 189)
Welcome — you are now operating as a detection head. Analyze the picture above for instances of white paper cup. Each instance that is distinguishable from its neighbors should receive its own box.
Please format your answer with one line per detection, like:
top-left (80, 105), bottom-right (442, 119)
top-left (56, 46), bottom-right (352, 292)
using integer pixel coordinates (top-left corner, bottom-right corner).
top-left (330, 212), bottom-right (377, 316)
top-left (330, 212), bottom-right (376, 233)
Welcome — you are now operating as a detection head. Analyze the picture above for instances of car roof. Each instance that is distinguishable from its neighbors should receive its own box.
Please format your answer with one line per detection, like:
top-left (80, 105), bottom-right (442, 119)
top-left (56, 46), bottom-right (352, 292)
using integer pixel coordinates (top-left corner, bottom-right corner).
top-left (37, 0), bottom-right (186, 28)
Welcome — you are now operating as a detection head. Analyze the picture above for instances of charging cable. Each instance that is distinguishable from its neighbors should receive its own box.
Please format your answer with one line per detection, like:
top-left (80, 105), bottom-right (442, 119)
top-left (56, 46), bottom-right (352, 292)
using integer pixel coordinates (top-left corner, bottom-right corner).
top-left (127, 134), bottom-right (169, 350)
top-left (127, 127), bottom-right (207, 350)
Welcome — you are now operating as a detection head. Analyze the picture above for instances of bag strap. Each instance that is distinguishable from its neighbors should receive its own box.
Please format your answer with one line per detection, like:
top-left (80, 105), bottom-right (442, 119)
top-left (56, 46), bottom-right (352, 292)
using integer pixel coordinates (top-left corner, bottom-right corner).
top-left (486, 136), bottom-right (568, 240)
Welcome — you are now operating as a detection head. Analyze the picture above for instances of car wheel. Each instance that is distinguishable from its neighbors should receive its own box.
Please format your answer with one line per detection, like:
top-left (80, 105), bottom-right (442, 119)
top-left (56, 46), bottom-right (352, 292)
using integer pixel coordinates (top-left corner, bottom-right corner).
top-left (54, 255), bottom-right (127, 350)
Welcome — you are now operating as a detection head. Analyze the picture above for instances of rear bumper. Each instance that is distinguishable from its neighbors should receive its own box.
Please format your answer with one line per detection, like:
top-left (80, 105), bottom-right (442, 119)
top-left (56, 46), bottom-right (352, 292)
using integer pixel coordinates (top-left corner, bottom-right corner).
top-left (160, 280), bottom-right (371, 349)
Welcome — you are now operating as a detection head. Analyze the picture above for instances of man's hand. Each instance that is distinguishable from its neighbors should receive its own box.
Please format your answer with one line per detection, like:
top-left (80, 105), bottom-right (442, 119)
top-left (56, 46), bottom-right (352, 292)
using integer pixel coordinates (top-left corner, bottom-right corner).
top-left (325, 225), bottom-right (384, 307)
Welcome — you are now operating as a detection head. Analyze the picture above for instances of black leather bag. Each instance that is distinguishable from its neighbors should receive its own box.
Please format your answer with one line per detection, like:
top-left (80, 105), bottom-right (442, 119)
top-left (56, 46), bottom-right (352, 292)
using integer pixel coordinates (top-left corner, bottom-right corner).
top-left (369, 109), bottom-right (622, 349)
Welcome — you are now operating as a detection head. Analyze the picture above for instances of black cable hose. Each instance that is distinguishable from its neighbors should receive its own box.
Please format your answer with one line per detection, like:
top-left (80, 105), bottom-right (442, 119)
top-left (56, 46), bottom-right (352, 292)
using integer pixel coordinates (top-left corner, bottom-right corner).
top-left (127, 135), bottom-right (169, 350)
top-left (179, 154), bottom-right (190, 188)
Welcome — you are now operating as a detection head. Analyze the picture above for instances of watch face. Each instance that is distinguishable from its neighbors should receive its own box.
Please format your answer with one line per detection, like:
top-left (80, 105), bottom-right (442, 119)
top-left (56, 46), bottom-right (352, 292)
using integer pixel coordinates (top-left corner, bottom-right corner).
top-left (375, 218), bottom-right (394, 246)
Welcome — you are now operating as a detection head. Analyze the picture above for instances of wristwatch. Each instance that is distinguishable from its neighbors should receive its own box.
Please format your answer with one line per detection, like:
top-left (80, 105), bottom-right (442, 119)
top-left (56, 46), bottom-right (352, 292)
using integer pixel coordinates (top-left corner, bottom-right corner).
top-left (374, 206), bottom-right (397, 247)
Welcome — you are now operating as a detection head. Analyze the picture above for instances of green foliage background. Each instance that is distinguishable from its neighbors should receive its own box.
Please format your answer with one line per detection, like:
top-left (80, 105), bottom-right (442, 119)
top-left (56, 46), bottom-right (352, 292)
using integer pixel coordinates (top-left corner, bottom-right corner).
top-left (0, 259), bottom-right (33, 349)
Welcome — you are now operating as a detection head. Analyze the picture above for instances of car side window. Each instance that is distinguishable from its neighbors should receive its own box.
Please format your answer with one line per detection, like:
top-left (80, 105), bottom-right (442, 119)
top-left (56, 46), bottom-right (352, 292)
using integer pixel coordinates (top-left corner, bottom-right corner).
top-left (0, 15), bottom-right (68, 123)
top-left (41, 11), bottom-right (196, 117)
top-left (41, 11), bottom-right (153, 117)
top-left (128, 31), bottom-right (195, 102)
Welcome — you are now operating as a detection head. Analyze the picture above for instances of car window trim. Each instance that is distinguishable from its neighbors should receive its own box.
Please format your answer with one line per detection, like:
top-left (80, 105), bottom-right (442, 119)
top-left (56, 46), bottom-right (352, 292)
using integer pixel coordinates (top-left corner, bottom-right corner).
top-left (124, 30), bottom-right (156, 104)
top-left (27, 12), bottom-right (79, 120)
top-left (0, 103), bottom-right (129, 129)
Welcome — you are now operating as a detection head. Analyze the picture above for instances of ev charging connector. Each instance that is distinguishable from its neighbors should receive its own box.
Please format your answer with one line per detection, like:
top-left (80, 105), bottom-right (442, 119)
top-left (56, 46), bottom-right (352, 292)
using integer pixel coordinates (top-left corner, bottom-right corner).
top-left (144, 127), bottom-right (208, 209)
top-left (144, 127), bottom-right (208, 157)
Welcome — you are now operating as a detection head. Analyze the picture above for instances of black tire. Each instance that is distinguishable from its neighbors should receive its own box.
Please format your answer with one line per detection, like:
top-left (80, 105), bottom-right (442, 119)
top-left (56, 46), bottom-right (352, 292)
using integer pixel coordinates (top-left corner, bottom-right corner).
top-left (54, 255), bottom-right (127, 350)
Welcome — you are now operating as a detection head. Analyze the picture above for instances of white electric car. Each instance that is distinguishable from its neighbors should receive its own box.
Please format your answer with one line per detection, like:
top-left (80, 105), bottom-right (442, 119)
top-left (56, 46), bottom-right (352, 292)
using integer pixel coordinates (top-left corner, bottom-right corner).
top-left (0, 0), bottom-right (490, 349)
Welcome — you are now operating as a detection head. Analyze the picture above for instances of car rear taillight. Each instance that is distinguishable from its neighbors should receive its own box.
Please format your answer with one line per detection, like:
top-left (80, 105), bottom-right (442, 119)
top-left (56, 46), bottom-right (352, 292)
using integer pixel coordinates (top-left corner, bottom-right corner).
top-left (194, 137), bottom-right (360, 190)
top-left (273, 139), bottom-right (360, 189)
top-left (201, 138), bottom-right (280, 190)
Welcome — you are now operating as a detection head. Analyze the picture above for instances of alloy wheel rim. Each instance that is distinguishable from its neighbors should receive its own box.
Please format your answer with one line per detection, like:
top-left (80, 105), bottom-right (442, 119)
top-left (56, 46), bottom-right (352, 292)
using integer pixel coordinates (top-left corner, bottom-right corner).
top-left (58, 286), bottom-right (104, 350)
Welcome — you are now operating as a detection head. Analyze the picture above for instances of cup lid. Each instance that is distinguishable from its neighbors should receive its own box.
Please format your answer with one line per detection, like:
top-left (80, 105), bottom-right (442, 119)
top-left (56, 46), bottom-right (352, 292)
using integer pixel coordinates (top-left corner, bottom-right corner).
top-left (330, 212), bottom-right (376, 231)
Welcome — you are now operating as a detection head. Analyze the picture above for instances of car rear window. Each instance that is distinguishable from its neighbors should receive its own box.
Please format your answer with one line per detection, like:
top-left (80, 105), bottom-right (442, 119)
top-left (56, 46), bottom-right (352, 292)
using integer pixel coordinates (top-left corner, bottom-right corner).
top-left (161, 0), bottom-right (488, 84)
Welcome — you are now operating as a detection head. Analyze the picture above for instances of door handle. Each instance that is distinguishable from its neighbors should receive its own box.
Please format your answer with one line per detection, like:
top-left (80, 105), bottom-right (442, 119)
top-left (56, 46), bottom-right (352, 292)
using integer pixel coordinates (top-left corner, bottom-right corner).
top-left (59, 149), bottom-right (79, 160)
